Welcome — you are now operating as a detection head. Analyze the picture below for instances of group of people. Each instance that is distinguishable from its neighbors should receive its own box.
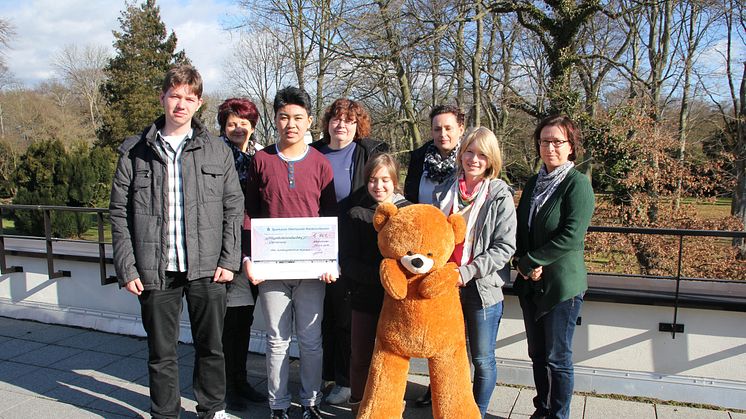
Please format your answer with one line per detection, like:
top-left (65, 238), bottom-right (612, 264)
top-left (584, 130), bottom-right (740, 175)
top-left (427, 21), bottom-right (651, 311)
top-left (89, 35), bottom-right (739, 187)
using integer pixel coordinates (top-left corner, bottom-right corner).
top-left (110, 64), bottom-right (595, 419)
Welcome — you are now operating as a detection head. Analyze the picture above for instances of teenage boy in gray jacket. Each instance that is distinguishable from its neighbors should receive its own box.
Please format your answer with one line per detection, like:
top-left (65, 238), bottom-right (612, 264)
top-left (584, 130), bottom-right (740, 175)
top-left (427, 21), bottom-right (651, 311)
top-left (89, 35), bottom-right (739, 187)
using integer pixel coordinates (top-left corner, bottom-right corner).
top-left (110, 65), bottom-right (243, 419)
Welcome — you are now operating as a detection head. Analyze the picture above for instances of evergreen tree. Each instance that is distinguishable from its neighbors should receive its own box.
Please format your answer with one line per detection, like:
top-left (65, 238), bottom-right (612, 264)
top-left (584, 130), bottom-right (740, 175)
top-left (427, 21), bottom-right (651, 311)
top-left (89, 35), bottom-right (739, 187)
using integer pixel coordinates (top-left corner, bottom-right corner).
top-left (97, 0), bottom-right (189, 148)
top-left (12, 140), bottom-right (76, 237)
top-left (11, 140), bottom-right (117, 237)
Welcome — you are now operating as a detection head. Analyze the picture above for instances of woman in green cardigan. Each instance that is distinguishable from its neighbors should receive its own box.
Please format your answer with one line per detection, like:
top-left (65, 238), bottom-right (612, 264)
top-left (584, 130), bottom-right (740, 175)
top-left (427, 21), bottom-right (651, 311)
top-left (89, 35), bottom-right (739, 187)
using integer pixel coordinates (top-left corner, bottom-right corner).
top-left (514, 115), bottom-right (595, 419)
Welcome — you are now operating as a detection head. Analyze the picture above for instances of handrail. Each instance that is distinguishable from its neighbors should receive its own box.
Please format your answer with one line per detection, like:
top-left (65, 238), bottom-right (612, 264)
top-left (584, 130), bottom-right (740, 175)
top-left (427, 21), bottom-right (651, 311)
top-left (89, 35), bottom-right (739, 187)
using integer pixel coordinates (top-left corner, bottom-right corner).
top-left (0, 204), bottom-right (116, 285)
top-left (589, 225), bottom-right (746, 238)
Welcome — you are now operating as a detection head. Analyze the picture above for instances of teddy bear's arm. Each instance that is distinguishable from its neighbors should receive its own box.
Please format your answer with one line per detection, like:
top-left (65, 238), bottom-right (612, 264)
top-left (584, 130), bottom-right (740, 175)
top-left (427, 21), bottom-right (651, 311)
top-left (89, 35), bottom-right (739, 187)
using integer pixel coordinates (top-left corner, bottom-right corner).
top-left (380, 259), bottom-right (408, 300)
top-left (419, 262), bottom-right (460, 299)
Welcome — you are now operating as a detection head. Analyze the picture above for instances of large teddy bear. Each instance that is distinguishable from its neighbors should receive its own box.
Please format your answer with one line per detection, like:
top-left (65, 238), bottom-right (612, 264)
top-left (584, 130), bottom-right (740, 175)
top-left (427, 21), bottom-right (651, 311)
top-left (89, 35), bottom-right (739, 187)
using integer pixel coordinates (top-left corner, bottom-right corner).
top-left (357, 203), bottom-right (481, 419)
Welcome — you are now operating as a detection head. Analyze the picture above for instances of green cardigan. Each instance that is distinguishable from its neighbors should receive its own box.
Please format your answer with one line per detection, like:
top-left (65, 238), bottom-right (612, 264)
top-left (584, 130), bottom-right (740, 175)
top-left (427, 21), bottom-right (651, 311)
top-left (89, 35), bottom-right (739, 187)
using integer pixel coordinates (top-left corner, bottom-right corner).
top-left (514, 169), bottom-right (595, 317)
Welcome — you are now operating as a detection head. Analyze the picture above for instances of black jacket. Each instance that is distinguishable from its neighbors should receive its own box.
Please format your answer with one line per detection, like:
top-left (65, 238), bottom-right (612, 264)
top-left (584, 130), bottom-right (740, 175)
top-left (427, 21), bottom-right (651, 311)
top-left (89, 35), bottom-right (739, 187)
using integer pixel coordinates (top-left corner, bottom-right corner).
top-left (310, 137), bottom-right (388, 211)
top-left (110, 116), bottom-right (244, 289)
top-left (403, 140), bottom-right (432, 203)
top-left (339, 195), bottom-right (410, 314)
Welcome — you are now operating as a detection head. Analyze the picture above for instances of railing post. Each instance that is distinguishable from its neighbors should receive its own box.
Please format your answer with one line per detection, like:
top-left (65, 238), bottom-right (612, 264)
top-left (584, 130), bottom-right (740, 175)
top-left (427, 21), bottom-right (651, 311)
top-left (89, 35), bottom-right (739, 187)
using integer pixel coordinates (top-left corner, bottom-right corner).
top-left (0, 207), bottom-right (23, 274)
top-left (44, 208), bottom-right (69, 279)
top-left (98, 211), bottom-right (117, 285)
top-left (662, 234), bottom-right (685, 339)
top-left (0, 207), bottom-right (6, 274)
top-left (44, 208), bottom-right (55, 277)
top-left (657, 234), bottom-right (686, 337)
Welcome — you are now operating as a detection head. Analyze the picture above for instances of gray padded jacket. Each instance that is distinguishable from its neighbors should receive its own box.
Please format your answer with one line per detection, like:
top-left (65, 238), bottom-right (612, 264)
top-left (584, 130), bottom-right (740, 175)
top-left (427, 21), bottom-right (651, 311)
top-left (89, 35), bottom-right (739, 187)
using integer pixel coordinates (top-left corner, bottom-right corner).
top-left (110, 116), bottom-right (244, 290)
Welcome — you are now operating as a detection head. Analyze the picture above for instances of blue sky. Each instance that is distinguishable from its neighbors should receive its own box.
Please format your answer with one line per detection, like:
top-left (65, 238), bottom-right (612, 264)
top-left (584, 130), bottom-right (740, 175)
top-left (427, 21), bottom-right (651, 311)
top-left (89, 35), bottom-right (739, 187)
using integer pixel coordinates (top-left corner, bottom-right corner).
top-left (0, 0), bottom-right (244, 92)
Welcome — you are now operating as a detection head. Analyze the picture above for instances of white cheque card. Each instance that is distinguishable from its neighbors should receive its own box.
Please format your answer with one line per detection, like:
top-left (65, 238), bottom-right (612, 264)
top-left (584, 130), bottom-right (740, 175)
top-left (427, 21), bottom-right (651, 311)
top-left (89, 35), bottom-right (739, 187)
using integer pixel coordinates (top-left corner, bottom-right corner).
top-left (250, 217), bottom-right (339, 280)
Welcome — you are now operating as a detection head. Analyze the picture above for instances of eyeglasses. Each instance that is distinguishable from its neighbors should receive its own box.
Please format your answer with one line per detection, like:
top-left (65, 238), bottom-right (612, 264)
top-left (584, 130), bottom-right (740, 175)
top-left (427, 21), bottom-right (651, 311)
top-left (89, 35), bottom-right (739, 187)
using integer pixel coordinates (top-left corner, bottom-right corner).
top-left (330, 117), bottom-right (357, 126)
top-left (539, 139), bottom-right (569, 148)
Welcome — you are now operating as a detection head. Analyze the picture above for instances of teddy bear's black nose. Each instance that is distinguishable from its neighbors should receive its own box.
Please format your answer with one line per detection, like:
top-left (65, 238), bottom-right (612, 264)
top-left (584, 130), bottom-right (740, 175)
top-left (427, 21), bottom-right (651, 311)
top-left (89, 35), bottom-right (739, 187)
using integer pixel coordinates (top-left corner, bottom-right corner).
top-left (411, 258), bottom-right (423, 268)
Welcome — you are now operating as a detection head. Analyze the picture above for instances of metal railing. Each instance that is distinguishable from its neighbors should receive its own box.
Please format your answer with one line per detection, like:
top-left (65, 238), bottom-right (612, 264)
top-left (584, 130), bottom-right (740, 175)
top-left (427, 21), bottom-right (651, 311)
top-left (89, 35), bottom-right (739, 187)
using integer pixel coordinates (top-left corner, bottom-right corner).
top-left (585, 225), bottom-right (746, 337)
top-left (2, 205), bottom-right (745, 337)
top-left (0, 204), bottom-right (116, 285)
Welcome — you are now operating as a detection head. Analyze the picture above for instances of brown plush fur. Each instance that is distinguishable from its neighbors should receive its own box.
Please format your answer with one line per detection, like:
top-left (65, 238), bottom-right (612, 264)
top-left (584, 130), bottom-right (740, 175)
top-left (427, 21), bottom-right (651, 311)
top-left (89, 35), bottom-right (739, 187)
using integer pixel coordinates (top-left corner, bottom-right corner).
top-left (358, 203), bottom-right (481, 419)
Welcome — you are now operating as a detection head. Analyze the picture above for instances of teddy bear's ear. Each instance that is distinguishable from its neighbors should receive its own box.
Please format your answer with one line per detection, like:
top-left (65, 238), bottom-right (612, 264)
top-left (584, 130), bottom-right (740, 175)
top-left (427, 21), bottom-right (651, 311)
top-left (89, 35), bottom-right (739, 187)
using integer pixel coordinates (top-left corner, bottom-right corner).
top-left (373, 202), bottom-right (398, 232)
top-left (448, 213), bottom-right (467, 243)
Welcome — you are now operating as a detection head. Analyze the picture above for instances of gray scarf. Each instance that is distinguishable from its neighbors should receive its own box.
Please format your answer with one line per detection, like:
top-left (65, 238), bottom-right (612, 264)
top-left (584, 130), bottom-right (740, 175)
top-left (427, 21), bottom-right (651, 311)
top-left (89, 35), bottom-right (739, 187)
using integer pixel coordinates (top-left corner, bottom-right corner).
top-left (528, 161), bottom-right (574, 228)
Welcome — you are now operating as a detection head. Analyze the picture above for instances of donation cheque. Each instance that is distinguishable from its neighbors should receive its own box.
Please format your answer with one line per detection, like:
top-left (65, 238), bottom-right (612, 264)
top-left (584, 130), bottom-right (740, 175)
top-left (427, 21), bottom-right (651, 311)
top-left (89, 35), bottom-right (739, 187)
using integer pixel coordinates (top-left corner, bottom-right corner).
top-left (250, 217), bottom-right (339, 280)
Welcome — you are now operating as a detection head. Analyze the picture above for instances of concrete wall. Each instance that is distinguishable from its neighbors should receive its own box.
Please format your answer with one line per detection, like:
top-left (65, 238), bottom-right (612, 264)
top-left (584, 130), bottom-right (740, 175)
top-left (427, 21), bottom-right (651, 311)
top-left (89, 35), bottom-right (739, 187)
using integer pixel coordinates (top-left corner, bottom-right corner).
top-left (1, 253), bottom-right (744, 409)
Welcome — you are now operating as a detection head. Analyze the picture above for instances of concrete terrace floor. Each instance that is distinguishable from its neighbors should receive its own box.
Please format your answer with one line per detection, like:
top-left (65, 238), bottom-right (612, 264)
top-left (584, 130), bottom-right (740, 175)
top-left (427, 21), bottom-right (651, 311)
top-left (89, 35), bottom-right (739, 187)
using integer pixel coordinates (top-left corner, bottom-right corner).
top-left (0, 316), bottom-right (743, 419)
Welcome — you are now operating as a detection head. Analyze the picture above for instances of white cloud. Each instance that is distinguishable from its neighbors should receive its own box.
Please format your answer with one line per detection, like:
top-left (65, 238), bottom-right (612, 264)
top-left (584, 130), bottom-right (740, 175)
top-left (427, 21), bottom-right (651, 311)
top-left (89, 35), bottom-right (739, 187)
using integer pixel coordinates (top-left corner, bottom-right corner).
top-left (0, 0), bottom-right (241, 92)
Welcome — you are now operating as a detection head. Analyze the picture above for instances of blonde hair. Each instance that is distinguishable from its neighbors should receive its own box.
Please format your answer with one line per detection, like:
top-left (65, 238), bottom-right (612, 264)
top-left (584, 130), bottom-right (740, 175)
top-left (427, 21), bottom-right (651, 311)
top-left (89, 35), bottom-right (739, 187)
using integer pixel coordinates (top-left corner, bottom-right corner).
top-left (456, 127), bottom-right (503, 180)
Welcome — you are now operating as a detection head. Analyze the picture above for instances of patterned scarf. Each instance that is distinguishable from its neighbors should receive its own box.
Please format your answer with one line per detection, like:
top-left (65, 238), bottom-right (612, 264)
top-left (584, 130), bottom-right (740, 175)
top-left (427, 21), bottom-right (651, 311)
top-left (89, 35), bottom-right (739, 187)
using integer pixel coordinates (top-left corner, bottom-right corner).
top-left (528, 161), bottom-right (574, 228)
top-left (222, 136), bottom-right (253, 184)
top-left (423, 142), bottom-right (458, 183)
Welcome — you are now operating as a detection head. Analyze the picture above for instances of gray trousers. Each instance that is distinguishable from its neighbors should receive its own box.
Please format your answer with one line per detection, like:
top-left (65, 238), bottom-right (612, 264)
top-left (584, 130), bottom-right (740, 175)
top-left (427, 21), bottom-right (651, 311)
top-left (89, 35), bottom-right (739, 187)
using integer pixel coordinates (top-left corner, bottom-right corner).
top-left (259, 279), bottom-right (325, 410)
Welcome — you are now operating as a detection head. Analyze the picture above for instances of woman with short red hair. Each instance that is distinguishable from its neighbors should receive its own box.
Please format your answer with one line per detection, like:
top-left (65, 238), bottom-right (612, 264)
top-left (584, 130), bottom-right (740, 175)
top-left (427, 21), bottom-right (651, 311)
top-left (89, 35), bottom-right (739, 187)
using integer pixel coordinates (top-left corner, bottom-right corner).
top-left (310, 98), bottom-right (387, 405)
top-left (216, 97), bottom-right (267, 410)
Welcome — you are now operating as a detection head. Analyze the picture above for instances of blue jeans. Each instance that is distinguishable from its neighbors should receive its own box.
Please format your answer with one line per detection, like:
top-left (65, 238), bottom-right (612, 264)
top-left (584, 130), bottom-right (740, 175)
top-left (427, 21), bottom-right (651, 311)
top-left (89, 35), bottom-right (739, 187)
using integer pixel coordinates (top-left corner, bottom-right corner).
top-left (519, 293), bottom-right (583, 419)
top-left (461, 286), bottom-right (503, 418)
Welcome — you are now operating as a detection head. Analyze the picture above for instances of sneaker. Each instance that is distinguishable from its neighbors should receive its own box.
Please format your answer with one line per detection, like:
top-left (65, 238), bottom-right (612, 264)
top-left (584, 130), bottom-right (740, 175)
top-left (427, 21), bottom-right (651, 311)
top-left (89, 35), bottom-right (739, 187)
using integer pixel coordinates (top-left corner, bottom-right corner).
top-left (324, 384), bottom-right (351, 405)
top-left (415, 385), bottom-right (431, 407)
top-left (270, 409), bottom-right (289, 419)
top-left (302, 405), bottom-right (323, 419)
top-left (212, 410), bottom-right (230, 419)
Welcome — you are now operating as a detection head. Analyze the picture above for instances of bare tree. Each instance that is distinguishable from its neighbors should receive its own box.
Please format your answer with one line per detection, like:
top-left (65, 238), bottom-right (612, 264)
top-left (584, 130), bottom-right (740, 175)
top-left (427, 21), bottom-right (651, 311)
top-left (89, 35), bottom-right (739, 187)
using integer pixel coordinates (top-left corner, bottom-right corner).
top-left (52, 44), bottom-right (109, 129)
top-left (0, 19), bottom-right (15, 139)
top-left (487, 0), bottom-right (610, 116)
top-left (375, 0), bottom-right (421, 149)
top-left (673, 1), bottom-right (720, 208)
top-left (471, 0), bottom-right (484, 125)
top-left (224, 30), bottom-right (294, 144)
top-left (0, 18), bottom-right (14, 69)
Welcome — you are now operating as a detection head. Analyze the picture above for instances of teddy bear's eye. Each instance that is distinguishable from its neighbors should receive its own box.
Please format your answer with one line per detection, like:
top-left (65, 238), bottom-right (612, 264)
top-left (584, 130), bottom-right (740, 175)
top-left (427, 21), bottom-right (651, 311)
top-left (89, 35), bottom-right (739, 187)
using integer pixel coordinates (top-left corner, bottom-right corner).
top-left (427, 253), bottom-right (433, 257)
top-left (407, 251), bottom-right (413, 256)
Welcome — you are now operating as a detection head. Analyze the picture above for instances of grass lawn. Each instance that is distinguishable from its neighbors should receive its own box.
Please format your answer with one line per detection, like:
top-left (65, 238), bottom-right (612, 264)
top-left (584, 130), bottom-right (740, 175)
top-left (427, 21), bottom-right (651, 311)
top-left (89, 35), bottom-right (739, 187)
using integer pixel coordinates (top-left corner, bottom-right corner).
top-left (689, 198), bottom-right (732, 220)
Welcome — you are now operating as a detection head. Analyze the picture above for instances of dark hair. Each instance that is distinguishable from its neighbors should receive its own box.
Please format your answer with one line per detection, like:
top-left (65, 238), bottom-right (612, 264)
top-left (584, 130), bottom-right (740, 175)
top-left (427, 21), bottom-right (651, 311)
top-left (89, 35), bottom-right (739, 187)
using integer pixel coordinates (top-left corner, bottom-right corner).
top-left (162, 65), bottom-right (203, 98)
top-left (217, 98), bottom-right (260, 134)
top-left (533, 114), bottom-right (582, 161)
top-left (429, 104), bottom-right (465, 127)
top-left (363, 153), bottom-right (401, 192)
top-left (321, 98), bottom-right (371, 143)
top-left (273, 86), bottom-right (312, 115)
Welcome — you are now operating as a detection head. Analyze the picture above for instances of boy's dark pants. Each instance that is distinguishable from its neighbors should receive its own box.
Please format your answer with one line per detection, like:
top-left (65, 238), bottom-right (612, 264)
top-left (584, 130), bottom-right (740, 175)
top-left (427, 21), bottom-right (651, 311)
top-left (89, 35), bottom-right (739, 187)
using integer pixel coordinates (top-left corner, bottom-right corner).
top-left (139, 272), bottom-right (227, 419)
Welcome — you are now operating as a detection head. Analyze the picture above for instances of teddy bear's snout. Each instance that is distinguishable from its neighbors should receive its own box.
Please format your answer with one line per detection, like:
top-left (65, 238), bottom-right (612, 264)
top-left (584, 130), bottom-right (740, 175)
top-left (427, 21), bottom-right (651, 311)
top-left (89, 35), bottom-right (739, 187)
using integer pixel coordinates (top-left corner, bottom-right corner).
top-left (400, 253), bottom-right (434, 275)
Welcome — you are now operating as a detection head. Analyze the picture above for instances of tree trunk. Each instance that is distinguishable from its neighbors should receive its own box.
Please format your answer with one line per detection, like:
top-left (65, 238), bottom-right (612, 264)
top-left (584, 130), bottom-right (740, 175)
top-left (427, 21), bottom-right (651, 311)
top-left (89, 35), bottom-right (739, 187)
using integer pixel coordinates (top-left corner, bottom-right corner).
top-left (733, 62), bottom-right (746, 258)
top-left (431, 26), bottom-right (441, 107)
top-left (471, 1), bottom-right (483, 126)
top-left (455, 1), bottom-right (466, 108)
top-left (376, 0), bottom-right (420, 150)
top-left (674, 2), bottom-right (701, 209)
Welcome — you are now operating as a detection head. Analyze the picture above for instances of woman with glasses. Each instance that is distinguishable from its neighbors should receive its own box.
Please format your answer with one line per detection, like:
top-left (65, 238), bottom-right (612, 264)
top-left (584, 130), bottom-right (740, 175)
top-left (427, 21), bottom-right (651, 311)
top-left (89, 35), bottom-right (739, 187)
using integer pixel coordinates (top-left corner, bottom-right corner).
top-left (513, 115), bottom-right (595, 419)
top-left (310, 98), bottom-right (388, 405)
top-left (432, 127), bottom-right (516, 418)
